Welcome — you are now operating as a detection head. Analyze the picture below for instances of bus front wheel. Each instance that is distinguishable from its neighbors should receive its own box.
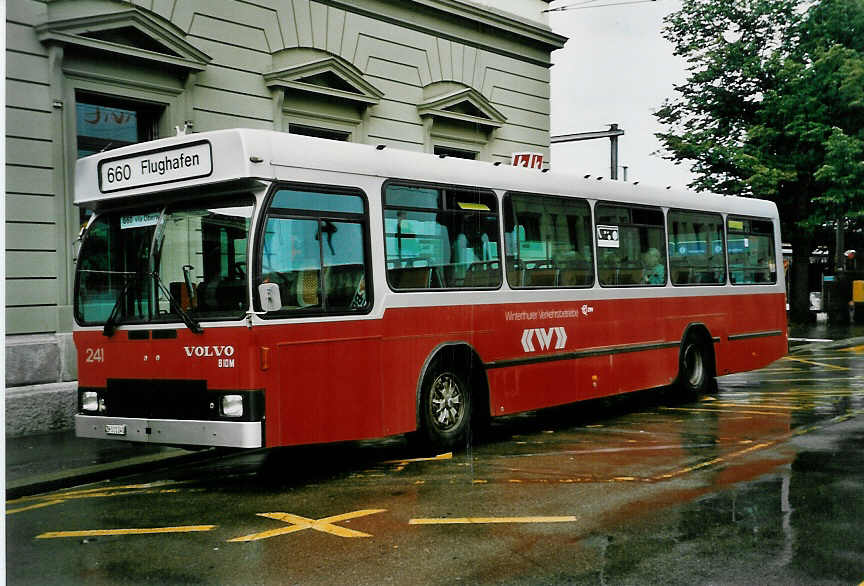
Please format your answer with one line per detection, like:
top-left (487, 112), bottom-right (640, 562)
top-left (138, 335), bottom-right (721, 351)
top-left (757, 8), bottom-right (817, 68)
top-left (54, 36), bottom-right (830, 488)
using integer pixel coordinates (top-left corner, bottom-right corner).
top-left (418, 359), bottom-right (472, 451)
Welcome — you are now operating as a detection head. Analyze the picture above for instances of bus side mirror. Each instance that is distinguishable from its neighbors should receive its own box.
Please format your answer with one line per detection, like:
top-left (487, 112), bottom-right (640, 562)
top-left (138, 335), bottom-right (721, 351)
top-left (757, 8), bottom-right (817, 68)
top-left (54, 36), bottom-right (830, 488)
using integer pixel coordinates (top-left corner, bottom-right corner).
top-left (258, 283), bottom-right (282, 312)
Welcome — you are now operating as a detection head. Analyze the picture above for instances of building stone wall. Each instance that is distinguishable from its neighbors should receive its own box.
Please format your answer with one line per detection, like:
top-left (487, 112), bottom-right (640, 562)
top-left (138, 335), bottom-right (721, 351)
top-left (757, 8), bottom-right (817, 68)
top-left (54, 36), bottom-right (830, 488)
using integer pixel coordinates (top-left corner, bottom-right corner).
top-left (4, 0), bottom-right (565, 435)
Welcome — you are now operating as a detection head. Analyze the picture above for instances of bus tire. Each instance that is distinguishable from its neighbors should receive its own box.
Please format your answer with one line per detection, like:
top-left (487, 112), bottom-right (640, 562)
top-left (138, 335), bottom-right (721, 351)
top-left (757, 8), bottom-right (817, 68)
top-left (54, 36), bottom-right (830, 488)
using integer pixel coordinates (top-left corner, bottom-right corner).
top-left (676, 336), bottom-right (713, 397)
top-left (418, 358), bottom-right (472, 451)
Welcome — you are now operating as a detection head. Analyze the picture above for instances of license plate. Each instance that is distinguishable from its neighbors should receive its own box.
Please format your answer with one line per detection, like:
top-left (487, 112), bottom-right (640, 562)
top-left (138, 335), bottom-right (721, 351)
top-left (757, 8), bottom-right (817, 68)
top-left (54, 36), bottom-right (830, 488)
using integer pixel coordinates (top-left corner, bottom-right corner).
top-left (105, 424), bottom-right (127, 436)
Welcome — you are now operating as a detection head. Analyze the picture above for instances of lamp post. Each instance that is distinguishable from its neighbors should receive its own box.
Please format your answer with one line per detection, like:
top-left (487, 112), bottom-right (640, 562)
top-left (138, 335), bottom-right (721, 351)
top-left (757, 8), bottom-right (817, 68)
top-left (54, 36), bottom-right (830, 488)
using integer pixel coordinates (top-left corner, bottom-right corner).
top-left (551, 124), bottom-right (625, 179)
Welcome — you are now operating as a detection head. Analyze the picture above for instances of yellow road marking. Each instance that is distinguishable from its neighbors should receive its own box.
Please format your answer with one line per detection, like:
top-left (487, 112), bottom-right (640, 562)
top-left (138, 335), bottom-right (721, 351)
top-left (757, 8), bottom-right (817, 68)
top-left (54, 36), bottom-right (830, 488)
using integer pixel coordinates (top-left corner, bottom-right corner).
top-left (409, 516), bottom-right (577, 525)
top-left (785, 356), bottom-right (854, 360)
top-left (229, 509), bottom-right (386, 542)
top-left (7, 500), bottom-right (65, 515)
top-left (761, 376), bottom-right (863, 382)
top-left (37, 526), bottom-right (216, 539)
top-left (839, 345), bottom-right (864, 353)
top-left (781, 356), bottom-right (849, 371)
top-left (382, 452), bottom-right (453, 465)
top-left (653, 442), bottom-right (775, 481)
top-left (756, 389), bottom-right (862, 397)
top-left (653, 409), bottom-right (863, 481)
top-left (708, 402), bottom-right (806, 411)
top-left (660, 407), bottom-right (792, 417)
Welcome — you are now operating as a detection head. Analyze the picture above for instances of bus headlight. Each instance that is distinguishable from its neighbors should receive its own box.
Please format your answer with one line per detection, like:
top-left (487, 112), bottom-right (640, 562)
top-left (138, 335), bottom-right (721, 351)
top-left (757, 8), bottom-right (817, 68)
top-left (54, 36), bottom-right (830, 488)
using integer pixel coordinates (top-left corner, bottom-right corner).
top-left (221, 394), bottom-right (244, 417)
top-left (82, 391), bottom-right (105, 413)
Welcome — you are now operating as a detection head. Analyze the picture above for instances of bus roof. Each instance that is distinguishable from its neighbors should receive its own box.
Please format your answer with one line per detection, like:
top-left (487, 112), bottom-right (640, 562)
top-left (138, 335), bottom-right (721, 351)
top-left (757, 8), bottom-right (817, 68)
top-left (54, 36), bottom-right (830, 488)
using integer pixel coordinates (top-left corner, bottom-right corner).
top-left (75, 128), bottom-right (778, 218)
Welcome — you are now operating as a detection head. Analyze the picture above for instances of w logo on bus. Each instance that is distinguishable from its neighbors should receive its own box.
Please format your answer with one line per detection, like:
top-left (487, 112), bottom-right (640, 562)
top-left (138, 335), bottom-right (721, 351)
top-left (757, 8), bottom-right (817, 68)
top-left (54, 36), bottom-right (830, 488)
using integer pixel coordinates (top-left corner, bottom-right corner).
top-left (521, 327), bottom-right (567, 353)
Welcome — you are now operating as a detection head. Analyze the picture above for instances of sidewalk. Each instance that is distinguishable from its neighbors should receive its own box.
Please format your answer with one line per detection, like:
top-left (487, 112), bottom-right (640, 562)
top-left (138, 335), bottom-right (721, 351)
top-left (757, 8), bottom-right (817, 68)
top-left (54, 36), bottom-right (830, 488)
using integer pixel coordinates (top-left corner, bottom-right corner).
top-left (5, 430), bottom-right (213, 499)
top-left (788, 320), bottom-right (864, 343)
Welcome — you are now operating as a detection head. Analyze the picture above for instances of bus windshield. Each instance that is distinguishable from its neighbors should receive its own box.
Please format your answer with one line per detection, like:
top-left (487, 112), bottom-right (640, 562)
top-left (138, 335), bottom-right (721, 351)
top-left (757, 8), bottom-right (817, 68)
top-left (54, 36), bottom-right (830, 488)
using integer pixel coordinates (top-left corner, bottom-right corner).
top-left (75, 196), bottom-right (254, 328)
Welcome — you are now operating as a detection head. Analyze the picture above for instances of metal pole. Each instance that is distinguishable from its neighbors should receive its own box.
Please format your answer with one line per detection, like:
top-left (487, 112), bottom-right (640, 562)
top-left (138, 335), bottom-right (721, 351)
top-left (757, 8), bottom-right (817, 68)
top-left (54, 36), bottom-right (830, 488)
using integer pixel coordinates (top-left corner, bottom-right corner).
top-left (551, 124), bottom-right (625, 179)
top-left (836, 217), bottom-right (845, 272)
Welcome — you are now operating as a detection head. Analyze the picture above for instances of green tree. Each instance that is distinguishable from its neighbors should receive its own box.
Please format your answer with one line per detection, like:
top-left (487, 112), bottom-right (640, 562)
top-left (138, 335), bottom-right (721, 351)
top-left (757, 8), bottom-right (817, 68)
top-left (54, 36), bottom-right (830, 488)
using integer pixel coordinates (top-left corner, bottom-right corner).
top-left (655, 0), bottom-right (864, 322)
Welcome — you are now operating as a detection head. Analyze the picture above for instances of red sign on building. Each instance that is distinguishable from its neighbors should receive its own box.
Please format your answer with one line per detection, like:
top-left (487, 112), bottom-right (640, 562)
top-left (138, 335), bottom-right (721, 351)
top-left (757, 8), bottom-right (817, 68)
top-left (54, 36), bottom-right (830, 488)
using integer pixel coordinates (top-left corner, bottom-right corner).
top-left (511, 152), bottom-right (543, 169)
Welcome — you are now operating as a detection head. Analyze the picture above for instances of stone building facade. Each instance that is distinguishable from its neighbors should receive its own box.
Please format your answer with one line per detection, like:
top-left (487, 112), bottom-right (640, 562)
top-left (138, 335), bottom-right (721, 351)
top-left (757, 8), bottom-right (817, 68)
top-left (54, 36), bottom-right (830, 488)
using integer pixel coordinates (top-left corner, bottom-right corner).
top-left (5, 0), bottom-right (566, 435)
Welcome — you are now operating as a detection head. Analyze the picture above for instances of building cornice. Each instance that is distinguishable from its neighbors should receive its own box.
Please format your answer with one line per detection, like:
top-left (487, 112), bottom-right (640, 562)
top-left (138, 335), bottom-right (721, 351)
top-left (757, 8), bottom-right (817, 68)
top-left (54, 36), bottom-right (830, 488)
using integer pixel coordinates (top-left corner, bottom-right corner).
top-left (407, 0), bottom-right (567, 50)
top-left (318, 0), bottom-right (567, 66)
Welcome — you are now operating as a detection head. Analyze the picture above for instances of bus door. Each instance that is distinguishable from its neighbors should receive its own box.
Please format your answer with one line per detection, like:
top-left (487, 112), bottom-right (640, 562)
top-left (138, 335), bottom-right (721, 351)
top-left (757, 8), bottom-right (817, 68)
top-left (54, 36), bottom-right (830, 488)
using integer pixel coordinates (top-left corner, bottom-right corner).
top-left (256, 186), bottom-right (380, 445)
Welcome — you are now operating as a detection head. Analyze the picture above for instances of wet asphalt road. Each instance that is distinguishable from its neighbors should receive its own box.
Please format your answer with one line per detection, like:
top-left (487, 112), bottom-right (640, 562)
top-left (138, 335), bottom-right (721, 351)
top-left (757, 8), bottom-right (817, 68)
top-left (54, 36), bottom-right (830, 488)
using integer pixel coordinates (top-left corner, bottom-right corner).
top-left (7, 343), bottom-right (864, 585)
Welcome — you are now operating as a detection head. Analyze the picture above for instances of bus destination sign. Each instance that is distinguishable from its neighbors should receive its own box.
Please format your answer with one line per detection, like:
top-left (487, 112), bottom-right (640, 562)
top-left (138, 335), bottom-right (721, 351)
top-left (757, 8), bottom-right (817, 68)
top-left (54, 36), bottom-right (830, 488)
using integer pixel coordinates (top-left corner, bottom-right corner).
top-left (98, 140), bottom-right (213, 193)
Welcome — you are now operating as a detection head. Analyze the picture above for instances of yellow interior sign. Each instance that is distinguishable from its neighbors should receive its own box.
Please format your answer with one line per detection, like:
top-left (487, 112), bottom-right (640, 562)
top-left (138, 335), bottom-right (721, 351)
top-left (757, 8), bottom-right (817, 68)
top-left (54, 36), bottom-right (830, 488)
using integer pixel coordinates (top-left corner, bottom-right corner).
top-left (457, 202), bottom-right (490, 211)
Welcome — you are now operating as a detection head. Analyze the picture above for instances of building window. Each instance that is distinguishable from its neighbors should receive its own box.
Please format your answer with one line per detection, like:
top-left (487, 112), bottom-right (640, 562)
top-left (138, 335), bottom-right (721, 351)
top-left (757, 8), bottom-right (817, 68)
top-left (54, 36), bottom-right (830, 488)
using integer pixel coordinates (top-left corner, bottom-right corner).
top-left (76, 94), bottom-right (162, 222)
top-left (433, 146), bottom-right (477, 160)
top-left (288, 124), bottom-right (350, 142)
top-left (75, 94), bottom-right (161, 158)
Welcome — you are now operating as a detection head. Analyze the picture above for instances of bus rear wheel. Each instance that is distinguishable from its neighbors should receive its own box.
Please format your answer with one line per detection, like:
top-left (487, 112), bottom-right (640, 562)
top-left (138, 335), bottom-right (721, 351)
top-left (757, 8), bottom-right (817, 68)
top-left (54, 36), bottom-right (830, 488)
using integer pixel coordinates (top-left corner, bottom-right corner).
top-left (676, 337), bottom-right (713, 396)
top-left (418, 360), bottom-right (472, 451)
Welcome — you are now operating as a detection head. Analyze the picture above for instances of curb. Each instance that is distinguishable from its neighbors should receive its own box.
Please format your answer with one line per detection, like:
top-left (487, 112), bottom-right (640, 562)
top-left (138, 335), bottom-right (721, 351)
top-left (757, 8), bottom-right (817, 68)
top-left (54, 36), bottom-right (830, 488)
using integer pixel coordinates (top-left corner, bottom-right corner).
top-left (789, 336), bottom-right (864, 354)
top-left (6, 448), bottom-right (218, 500)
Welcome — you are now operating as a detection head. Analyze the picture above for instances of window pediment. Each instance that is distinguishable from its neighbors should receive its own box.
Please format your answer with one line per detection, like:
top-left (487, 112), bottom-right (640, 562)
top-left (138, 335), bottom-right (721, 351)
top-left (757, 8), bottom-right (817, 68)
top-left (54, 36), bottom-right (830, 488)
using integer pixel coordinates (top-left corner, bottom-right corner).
top-left (264, 50), bottom-right (383, 107)
top-left (419, 85), bottom-right (506, 130)
top-left (36, 7), bottom-right (210, 72)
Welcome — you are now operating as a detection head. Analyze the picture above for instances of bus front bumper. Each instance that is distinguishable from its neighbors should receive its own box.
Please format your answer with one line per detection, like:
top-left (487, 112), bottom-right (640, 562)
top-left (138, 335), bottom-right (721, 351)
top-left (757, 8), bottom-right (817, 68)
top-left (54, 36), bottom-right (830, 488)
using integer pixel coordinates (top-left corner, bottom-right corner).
top-left (75, 415), bottom-right (263, 448)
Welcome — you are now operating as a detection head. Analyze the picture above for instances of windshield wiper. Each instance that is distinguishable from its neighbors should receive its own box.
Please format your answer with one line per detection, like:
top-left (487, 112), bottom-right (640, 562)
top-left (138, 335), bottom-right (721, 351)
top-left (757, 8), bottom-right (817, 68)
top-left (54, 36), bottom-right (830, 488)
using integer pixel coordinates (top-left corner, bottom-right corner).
top-left (153, 271), bottom-right (203, 334)
top-left (102, 275), bottom-right (136, 337)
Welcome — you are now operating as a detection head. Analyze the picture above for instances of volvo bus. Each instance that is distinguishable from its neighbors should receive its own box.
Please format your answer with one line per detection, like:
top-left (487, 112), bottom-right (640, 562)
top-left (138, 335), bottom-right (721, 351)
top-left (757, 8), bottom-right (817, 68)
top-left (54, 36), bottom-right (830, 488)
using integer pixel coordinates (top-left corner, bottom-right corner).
top-left (73, 129), bottom-right (787, 450)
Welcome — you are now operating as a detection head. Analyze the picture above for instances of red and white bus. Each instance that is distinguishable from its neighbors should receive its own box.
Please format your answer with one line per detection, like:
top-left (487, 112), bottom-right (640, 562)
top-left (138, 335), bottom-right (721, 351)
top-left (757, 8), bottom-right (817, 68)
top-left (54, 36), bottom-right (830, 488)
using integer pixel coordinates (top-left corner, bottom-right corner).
top-left (73, 129), bottom-right (787, 450)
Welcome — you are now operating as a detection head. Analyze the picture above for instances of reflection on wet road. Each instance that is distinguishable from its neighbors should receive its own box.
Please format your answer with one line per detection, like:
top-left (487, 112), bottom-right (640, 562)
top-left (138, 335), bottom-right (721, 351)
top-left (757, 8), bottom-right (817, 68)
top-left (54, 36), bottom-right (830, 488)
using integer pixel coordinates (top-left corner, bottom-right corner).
top-left (7, 343), bottom-right (864, 585)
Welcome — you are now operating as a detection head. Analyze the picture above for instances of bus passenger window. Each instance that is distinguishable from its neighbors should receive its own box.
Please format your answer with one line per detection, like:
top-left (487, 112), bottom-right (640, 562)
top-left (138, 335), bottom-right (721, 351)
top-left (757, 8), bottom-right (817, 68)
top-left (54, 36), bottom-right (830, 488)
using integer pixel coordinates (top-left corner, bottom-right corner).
top-left (503, 192), bottom-right (593, 288)
top-left (727, 217), bottom-right (776, 285)
top-left (667, 210), bottom-right (726, 285)
top-left (384, 184), bottom-right (501, 290)
top-left (595, 204), bottom-right (666, 287)
top-left (258, 187), bottom-right (371, 315)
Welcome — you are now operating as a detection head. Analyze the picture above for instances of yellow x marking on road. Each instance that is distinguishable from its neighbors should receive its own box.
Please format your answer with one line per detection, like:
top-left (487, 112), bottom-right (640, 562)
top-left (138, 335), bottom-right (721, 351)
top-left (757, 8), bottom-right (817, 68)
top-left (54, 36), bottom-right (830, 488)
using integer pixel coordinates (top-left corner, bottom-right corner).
top-left (228, 509), bottom-right (387, 542)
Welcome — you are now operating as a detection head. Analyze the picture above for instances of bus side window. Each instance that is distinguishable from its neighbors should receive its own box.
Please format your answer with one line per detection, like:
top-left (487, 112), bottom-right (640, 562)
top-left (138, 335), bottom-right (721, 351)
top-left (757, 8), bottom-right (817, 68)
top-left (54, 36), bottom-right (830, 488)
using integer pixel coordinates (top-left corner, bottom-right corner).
top-left (667, 210), bottom-right (726, 286)
top-left (503, 192), bottom-right (594, 289)
top-left (384, 184), bottom-right (501, 290)
top-left (258, 187), bottom-right (371, 314)
top-left (595, 204), bottom-right (666, 287)
top-left (727, 217), bottom-right (776, 285)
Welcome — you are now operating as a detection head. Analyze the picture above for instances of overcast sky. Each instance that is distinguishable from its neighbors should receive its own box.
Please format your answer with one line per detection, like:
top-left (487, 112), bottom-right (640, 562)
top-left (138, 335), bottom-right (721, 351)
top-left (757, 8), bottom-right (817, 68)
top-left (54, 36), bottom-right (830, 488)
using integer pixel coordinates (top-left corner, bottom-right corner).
top-left (547, 0), bottom-right (696, 190)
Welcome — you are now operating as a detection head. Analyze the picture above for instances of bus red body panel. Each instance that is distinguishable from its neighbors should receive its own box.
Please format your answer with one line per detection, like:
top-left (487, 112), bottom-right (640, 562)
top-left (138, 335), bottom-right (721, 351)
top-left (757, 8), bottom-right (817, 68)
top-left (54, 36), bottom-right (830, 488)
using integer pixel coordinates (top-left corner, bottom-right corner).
top-left (74, 291), bottom-right (786, 448)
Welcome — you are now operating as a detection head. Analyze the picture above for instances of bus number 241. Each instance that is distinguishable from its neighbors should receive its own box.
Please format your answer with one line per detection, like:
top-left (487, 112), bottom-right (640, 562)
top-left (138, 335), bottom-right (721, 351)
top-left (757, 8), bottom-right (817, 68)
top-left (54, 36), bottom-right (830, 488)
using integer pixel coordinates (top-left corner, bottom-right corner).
top-left (85, 348), bottom-right (105, 363)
